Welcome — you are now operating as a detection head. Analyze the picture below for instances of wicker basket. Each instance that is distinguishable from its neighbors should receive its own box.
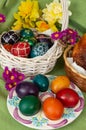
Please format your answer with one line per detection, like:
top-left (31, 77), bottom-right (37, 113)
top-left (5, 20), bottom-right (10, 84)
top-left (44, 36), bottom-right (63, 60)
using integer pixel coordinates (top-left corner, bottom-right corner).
top-left (63, 45), bottom-right (86, 92)
top-left (0, 0), bottom-right (69, 77)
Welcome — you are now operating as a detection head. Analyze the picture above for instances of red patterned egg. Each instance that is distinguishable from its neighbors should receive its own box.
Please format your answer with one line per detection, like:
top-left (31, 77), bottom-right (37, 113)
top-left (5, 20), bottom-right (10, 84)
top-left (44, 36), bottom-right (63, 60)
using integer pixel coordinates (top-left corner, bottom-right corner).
top-left (11, 42), bottom-right (30, 57)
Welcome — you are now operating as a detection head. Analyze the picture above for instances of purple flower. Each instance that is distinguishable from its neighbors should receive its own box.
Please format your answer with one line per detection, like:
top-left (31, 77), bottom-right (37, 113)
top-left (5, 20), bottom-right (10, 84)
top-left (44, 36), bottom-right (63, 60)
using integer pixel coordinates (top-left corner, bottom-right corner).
top-left (5, 81), bottom-right (18, 91)
top-left (51, 32), bottom-right (61, 40)
top-left (5, 82), bottom-right (13, 91)
top-left (51, 28), bottom-right (80, 45)
top-left (17, 72), bottom-right (25, 81)
top-left (0, 13), bottom-right (6, 23)
top-left (2, 67), bottom-right (11, 81)
top-left (67, 28), bottom-right (75, 34)
top-left (7, 73), bottom-right (18, 83)
top-left (2, 67), bottom-right (25, 91)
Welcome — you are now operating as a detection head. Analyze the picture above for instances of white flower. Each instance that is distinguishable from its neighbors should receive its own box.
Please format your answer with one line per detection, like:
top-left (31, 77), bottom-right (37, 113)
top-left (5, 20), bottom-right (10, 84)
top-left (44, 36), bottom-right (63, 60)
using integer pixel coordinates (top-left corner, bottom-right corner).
top-left (42, 0), bottom-right (63, 25)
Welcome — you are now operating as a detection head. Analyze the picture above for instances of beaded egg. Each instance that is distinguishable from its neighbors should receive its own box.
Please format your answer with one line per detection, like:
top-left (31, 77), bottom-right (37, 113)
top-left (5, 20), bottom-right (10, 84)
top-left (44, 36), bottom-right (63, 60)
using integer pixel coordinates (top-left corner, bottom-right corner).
top-left (20, 28), bottom-right (34, 38)
top-left (30, 42), bottom-right (49, 58)
top-left (1, 31), bottom-right (20, 44)
top-left (11, 42), bottom-right (30, 57)
top-left (36, 34), bottom-right (53, 48)
top-left (20, 37), bottom-right (37, 46)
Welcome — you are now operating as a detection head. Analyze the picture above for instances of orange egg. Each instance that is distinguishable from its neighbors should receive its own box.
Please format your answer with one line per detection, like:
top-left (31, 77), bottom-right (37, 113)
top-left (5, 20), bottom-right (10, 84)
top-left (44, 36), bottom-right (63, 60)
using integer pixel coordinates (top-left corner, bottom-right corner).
top-left (50, 76), bottom-right (70, 94)
top-left (42, 97), bottom-right (64, 120)
top-left (3, 44), bottom-right (12, 52)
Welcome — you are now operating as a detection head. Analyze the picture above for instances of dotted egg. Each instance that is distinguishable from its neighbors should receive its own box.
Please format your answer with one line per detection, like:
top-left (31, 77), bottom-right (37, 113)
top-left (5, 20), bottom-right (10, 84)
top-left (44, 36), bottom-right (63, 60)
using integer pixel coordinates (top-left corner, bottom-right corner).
top-left (30, 42), bottom-right (49, 58)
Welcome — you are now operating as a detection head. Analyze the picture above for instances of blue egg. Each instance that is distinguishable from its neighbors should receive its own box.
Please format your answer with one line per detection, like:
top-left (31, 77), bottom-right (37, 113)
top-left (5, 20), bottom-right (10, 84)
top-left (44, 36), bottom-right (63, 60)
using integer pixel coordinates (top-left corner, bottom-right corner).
top-left (30, 42), bottom-right (49, 58)
top-left (33, 74), bottom-right (49, 92)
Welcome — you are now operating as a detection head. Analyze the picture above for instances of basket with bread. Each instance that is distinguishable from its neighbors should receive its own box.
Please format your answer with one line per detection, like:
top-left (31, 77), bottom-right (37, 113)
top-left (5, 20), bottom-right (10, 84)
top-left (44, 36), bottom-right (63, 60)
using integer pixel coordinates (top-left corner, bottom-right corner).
top-left (63, 34), bottom-right (86, 92)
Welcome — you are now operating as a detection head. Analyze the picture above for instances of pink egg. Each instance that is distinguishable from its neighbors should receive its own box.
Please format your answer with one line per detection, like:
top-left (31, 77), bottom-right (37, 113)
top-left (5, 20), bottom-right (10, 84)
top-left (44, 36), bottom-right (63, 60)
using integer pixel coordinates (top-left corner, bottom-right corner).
top-left (11, 42), bottom-right (30, 57)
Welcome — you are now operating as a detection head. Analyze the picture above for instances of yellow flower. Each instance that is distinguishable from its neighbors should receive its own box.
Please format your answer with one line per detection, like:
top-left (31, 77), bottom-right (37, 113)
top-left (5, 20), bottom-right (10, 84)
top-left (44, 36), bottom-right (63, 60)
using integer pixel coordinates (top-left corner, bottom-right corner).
top-left (22, 22), bottom-right (31, 29)
top-left (12, 21), bottom-right (22, 30)
top-left (18, 0), bottom-right (33, 18)
top-left (42, 0), bottom-right (62, 25)
top-left (30, 1), bottom-right (40, 21)
top-left (12, 0), bottom-right (41, 30)
top-left (50, 25), bottom-right (58, 32)
top-left (23, 19), bottom-right (35, 29)
top-left (25, 16), bottom-right (35, 28)
top-left (12, 13), bottom-right (23, 30)
top-left (36, 21), bottom-right (50, 32)
top-left (11, 0), bottom-right (63, 32)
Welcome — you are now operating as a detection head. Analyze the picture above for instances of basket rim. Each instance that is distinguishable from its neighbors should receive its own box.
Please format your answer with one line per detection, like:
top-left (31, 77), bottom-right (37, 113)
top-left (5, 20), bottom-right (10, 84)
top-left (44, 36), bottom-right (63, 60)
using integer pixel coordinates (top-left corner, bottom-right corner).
top-left (63, 45), bottom-right (86, 79)
top-left (0, 39), bottom-right (63, 61)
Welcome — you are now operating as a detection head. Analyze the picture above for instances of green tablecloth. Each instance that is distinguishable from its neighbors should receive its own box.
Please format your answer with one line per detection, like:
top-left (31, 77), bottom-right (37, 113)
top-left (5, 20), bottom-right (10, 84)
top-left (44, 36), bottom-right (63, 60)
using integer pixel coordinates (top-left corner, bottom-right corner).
top-left (0, 0), bottom-right (86, 130)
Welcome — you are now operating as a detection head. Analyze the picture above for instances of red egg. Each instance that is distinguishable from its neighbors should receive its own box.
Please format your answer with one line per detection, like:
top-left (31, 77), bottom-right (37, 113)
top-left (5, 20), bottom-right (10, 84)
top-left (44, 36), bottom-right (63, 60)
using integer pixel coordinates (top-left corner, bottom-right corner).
top-left (11, 41), bottom-right (30, 57)
top-left (56, 88), bottom-right (79, 108)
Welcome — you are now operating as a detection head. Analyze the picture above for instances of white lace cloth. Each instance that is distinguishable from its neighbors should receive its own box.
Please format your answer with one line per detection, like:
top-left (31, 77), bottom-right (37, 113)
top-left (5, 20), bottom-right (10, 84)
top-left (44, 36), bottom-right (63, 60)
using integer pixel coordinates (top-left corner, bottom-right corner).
top-left (67, 57), bottom-right (86, 76)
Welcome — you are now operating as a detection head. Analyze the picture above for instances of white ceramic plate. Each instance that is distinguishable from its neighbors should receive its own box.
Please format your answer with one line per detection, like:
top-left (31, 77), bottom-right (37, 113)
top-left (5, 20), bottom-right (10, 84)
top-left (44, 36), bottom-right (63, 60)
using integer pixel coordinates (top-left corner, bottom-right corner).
top-left (7, 75), bottom-right (84, 130)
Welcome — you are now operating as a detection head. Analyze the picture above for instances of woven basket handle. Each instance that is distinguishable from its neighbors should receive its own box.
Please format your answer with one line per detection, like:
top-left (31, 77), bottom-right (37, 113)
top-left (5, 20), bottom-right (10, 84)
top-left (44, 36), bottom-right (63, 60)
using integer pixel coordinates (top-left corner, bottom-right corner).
top-left (54, 0), bottom-right (69, 57)
top-left (61, 0), bottom-right (69, 31)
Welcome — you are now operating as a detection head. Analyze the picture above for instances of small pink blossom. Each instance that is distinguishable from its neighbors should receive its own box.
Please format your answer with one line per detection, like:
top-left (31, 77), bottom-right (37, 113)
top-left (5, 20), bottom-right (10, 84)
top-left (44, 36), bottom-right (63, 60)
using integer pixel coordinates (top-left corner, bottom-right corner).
top-left (2, 67), bottom-right (25, 91)
top-left (51, 28), bottom-right (80, 46)
top-left (0, 13), bottom-right (6, 23)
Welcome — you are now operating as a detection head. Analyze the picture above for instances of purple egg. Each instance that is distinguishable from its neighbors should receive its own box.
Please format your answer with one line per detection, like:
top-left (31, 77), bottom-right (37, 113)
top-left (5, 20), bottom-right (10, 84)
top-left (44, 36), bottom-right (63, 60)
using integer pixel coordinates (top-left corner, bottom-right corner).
top-left (36, 34), bottom-right (53, 48)
top-left (16, 81), bottom-right (39, 98)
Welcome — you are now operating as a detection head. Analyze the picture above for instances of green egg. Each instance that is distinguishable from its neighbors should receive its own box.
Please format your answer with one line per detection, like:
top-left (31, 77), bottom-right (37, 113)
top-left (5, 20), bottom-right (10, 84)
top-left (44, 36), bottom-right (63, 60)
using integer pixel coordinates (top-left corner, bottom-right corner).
top-left (20, 28), bottom-right (34, 38)
top-left (28, 38), bottom-right (37, 46)
top-left (33, 74), bottom-right (49, 92)
top-left (19, 95), bottom-right (41, 116)
top-left (20, 37), bottom-right (36, 46)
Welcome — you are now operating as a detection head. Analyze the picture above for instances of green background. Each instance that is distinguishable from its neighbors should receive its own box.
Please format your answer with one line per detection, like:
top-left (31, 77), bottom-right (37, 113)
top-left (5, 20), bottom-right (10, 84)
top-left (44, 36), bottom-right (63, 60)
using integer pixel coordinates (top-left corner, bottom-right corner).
top-left (0, 0), bottom-right (86, 130)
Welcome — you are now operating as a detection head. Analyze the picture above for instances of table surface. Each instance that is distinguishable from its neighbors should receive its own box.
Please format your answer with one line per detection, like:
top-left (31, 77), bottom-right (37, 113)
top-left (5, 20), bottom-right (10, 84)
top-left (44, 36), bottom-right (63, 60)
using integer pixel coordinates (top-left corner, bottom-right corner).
top-left (0, 0), bottom-right (86, 130)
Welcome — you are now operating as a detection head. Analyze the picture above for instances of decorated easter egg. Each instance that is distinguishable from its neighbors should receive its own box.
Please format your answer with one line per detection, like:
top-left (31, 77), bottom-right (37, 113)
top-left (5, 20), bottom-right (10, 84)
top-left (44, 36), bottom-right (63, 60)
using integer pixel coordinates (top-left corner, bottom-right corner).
top-left (11, 41), bottom-right (30, 57)
top-left (19, 95), bottom-right (41, 116)
top-left (28, 38), bottom-right (37, 46)
top-left (20, 37), bottom-right (36, 46)
top-left (16, 81), bottom-right (39, 98)
top-left (20, 28), bottom-right (34, 38)
top-left (1, 31), bottom-right (20, 44)
top-left (36, 34), bottom-right (53, 48)
top-left (33, 74), bottom-right (49, 92)
top-left (3, 43), bottom-right (13, 52)
top-left (30, 42), bottom-right (49, 58)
